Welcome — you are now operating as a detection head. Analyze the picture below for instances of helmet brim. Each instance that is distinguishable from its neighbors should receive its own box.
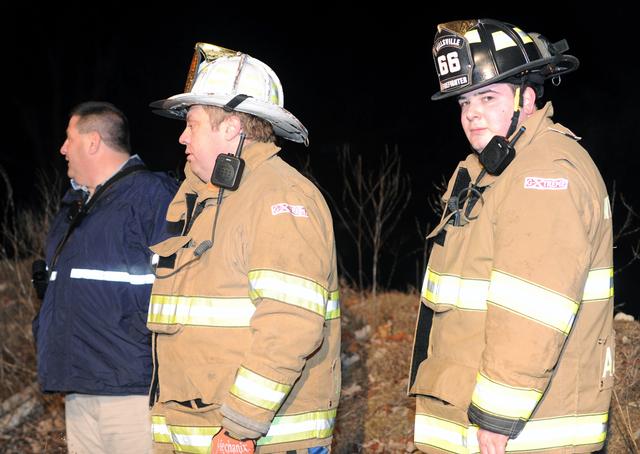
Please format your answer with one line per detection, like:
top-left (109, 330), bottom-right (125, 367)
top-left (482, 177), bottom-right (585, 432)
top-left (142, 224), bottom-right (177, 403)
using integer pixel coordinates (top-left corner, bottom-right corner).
top-left (431, 54), bottom-right (579, 101)
top-left (150, 93), bottom-right (309, 145)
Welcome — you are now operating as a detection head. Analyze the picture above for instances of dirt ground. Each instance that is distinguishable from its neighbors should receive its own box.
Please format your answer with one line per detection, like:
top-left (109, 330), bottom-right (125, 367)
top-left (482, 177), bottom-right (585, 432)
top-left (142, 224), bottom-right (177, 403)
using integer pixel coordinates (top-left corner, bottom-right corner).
top-left (0, 285), bottom-right (638, 453)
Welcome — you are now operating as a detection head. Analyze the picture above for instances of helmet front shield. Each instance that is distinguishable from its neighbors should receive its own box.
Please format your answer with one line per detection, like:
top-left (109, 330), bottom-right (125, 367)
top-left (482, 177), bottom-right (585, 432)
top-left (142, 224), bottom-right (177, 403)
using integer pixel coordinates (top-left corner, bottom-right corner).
top-left (432, 21), bottom-right (475, 98)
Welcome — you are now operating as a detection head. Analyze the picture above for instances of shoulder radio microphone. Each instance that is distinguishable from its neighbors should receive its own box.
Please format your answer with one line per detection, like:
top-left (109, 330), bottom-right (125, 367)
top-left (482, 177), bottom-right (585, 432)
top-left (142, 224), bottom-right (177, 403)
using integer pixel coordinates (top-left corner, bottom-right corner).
top-left (211, 133), bottom-right (246, 190)
top-left (479, 126), bottom-right (526, 176)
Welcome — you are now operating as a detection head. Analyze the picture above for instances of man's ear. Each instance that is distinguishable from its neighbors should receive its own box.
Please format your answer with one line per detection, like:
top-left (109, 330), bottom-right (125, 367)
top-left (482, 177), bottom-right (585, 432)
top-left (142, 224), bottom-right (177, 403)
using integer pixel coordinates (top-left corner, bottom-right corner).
top-left (522, 86), bottom-right (537, 116)
top-left (87, 131), bottom-right (102, 155)
top-left (222, 115), bottom-right (243, 141)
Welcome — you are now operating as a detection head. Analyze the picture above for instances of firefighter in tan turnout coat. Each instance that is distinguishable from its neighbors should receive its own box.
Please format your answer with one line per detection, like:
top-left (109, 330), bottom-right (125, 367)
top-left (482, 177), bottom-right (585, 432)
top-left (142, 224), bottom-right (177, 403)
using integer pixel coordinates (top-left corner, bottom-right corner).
top-left (409, 19), bottom-right (614, 453)
top-left (147, 43), bottom-right (340, 454)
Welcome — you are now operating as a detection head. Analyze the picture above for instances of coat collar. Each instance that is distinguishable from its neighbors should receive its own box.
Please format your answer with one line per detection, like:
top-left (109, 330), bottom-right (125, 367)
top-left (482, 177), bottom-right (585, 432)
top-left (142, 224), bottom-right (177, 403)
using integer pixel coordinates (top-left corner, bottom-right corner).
top-left (456, 102), bottom-right (557, 188)
top-left (166, 142), bottom-right (280, 222)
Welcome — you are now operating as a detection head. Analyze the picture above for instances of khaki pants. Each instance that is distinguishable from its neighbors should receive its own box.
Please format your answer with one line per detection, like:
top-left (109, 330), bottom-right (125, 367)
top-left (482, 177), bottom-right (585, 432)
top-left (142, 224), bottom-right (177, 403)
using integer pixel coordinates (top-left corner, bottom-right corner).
top-left (65, 394), bottom-right (152, 454)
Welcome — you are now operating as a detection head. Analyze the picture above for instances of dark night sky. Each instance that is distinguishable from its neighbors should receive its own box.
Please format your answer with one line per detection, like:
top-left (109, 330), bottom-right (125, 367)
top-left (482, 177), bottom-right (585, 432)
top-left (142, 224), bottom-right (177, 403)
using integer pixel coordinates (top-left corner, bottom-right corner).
top-left (3, 6), bottom-right (638, 315)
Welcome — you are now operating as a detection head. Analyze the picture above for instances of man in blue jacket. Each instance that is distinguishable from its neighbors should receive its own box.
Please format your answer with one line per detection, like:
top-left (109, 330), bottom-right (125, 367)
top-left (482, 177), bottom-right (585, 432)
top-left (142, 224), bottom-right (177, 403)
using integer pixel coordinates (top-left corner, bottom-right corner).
top-left (33, 101), bottom-right (177, 453)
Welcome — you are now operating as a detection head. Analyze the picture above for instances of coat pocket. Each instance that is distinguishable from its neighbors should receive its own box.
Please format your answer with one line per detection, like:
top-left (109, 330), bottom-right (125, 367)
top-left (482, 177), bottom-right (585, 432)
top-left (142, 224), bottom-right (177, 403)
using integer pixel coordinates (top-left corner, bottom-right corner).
top-left (150, 235), bottom-right (193, 270)
top-left (148, 235), bottom-right (194, 335)
top-left (422, 223), bottom-right (483, 313)
top-left (409, 355), bottom-right (477, 410)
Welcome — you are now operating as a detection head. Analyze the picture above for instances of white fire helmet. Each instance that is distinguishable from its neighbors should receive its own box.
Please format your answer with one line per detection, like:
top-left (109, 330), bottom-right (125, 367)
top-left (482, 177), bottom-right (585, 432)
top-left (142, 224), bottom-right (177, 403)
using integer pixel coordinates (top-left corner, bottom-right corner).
top-left (151, 42), bottom-right (309, 145)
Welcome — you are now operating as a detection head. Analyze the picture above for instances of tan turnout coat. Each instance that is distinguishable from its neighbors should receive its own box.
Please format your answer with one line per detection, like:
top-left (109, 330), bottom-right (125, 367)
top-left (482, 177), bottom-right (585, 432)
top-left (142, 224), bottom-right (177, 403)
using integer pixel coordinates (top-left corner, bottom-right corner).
top-left (409, 103), bottom-right (614, 453)
top-left (148, 142), bottom-right (340, 453)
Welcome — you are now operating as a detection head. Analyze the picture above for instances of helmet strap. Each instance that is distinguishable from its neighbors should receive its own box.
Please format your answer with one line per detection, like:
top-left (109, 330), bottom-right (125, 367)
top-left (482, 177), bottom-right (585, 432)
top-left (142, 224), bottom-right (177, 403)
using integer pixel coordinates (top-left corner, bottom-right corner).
top-left (223, 94), bottom-right (252, 112)
top-left (506, 82), bottom-right (526, 138)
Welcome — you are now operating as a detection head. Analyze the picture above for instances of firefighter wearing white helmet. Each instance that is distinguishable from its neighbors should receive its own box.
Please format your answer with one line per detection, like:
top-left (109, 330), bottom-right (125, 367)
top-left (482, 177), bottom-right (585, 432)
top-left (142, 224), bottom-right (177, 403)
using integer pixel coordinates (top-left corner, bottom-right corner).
top-left (408, 19), bottom-right (614, 453)
top-left (147, 43), bottom-right (339, 453)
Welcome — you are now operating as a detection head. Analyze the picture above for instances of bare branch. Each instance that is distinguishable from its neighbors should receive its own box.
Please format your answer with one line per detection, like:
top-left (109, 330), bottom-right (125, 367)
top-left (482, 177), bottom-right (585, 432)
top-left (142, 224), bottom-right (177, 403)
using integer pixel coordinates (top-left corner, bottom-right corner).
top-left (615, 193), bottom-right (640, 242)
top-left (304, 145), bottom-right (412, 295)
top-left (610, 182), bottom-right (640, 276)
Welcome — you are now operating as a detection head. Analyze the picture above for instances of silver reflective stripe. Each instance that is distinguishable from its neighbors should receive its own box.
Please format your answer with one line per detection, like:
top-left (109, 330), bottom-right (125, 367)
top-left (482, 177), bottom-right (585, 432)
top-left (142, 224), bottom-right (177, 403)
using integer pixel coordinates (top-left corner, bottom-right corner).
top-left (151, 415), bottom-right (172, 444)
top-left (151, 414), bottom-right (220, 453)
top-left (325, 291), bottom-right (340, 320)
top-left (249, 269), bottom-right (329, 317)
top-left (582, 268), bottom-right (614, 301)
top-left (422, 267), bottom-right (489, 311)
top-left (230, 367), bottom-right (291, 411)
top-left (170, 432), bottom-right (212, 454)
top-left (257, 409), bottom-right (337, 446)
top-left (414, 414), bottom-right (474, 453)
top-left (50, 271), bottom-right (57, 281)
top-left (148, 295), bottom-right (255, 327)
top-left (508, 414), bottom-right (607, 450)
top-left (488, 270), bottom-right (578, 334)
top-left (414, 412), bottom-right (608, 453)
top-left (471, 373), bottom-right (541, 419)
top-left (69, 268), bottom-right (155, 285)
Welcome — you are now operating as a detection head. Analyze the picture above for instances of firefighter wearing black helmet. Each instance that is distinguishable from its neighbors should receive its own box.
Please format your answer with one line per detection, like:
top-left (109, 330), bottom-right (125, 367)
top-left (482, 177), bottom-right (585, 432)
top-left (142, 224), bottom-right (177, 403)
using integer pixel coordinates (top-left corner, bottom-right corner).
top-left (408, 19), bottom-right (614, 453)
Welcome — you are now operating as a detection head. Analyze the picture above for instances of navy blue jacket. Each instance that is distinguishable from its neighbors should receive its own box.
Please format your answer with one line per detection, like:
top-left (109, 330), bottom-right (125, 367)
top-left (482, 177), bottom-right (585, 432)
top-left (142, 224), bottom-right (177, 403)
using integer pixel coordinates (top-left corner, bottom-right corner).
top-left (33, 156), bottom-right (177, 395)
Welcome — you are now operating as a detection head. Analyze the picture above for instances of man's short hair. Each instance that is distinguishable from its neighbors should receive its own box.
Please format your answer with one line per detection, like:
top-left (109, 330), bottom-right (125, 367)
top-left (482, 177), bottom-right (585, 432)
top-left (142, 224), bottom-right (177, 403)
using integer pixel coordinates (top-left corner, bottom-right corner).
top-left (203, 106), bottom-right (276, 144)
top-left (70, 101), bottom-right (131, 153)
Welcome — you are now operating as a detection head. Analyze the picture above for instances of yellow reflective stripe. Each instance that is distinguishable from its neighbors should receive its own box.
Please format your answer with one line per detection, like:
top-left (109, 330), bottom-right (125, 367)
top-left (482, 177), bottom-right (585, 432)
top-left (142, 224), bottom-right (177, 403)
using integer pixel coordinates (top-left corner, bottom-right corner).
top-left (414, 414), bottom-right (478, 453)
top-left (414, 412), bottom-right (608, 453)
top-left (325, 290), bottom-right (340, 320)
top-left (472, 373), bottom-right (542, 419)
top-left (148, 295), bottom-right (254, 327)
top-left (513, 27), bottom-right (533, 44)
top-left (422, 267), bottom-right (488, 311)
top-left (230, 366), bottom-right (292, 411)
top-left (464, 29), bottom-right (481, 44)
top-left (488, 270), bottom-right (578, 334)
top-left (582, 268), bottom-right (614, 301)
top-left (151, 416), bottom-right (220, 453)
top-left (151, 415), bottom-right (172, 444)
top-left (492, 30), bottom-right (518, 51)
top-left (257, 409), bottom-right (337, 446)
top-left (508, 413), bottom-right (608, 450)
top-left (249, 270), bottom-right (329, 317)
top-left (169, 432), bottom-right (215, 454)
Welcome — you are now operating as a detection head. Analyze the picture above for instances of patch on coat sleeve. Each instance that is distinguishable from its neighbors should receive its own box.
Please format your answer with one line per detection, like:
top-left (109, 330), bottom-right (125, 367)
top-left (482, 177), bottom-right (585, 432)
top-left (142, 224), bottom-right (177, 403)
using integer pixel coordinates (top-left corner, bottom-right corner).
top-left (271, 203), bottom-right (309, 218)
top-left (523, 177), bottom-right (569, 190)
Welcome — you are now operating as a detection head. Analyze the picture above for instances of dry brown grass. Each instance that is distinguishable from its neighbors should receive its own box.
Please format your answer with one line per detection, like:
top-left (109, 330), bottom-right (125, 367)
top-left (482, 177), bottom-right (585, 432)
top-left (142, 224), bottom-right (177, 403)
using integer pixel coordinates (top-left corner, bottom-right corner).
top-left (0, 169), bottom-right (66, 453)
top-left (0, 258), bottom-right (67, 453)
top-left (0, 260), bottom-right (38, 402)
top-left (0, 168), bottom-right (60, 400)
top-left (608, 319), bottom-right (640, 453)
top-left (0, 394), bottom-right (65, 453)
top-left (333, 289), bottom-right (418, 453)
